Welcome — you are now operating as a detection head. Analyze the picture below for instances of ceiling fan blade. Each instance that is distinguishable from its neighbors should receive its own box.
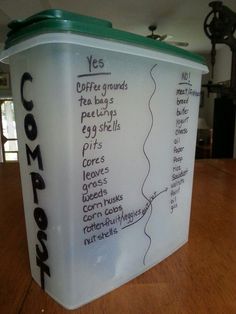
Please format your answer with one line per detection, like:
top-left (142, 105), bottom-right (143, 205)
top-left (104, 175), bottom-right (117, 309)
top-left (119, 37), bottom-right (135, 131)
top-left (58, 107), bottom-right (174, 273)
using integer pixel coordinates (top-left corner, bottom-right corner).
top-left (147, 34), bottom-right (160, 40)
top-left (159, 34), bottom-right (168, 41)
top-left (146, 25), bottom-right (189, 47)
top-left (166, 40), bottom-right (189, 47)
top-left (147, 34), bottom-right (168, 41)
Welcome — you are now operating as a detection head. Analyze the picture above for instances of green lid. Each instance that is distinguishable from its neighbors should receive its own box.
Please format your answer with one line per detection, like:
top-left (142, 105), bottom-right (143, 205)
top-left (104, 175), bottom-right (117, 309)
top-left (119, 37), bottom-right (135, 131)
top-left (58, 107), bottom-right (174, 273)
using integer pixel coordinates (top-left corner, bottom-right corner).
top-left (5, 9), bottom-right (205, 65)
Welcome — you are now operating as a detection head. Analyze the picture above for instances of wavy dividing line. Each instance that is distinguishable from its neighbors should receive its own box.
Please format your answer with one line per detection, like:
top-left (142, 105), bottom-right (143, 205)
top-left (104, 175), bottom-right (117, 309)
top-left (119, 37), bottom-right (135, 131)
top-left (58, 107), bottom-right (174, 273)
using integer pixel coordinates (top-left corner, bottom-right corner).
top-left (142, 64), bottom-right (157, 265)
top-left (121, 187), bottom-right (168, 230)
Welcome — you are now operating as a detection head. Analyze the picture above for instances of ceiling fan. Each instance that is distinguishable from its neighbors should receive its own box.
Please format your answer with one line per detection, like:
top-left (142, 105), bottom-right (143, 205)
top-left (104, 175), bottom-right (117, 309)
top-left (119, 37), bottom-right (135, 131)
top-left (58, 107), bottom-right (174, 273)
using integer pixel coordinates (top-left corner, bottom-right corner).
top-left (147, 25), bottom-right (189, 47)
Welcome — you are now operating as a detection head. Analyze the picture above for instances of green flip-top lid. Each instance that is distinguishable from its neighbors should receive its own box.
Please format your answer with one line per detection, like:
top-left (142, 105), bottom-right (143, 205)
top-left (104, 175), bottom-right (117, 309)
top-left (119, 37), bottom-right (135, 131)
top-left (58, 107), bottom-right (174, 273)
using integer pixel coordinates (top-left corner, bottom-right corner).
top-left (5, 9), bottom-right (205, 65)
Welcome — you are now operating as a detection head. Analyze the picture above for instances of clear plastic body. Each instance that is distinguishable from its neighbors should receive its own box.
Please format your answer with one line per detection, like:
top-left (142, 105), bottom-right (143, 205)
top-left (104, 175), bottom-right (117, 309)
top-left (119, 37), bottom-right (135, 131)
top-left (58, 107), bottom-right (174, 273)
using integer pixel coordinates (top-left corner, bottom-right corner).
top-left (7, 35), bottom-right (206, 309)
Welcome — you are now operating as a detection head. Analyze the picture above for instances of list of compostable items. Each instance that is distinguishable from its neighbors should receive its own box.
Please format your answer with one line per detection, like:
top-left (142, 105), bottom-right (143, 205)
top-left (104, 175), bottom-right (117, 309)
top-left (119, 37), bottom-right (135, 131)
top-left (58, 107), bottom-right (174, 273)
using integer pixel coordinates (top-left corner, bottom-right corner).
top-left (76, 57), bottom-right (199, 245)
top-left (77, 55), bottom-right (129, 246)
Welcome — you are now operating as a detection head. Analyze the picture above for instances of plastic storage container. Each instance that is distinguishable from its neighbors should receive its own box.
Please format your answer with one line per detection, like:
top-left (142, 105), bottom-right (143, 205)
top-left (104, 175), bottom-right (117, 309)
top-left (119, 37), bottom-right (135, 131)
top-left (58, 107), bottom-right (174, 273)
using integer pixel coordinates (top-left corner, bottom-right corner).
top-left (1, 10), bottom-right (208, 309)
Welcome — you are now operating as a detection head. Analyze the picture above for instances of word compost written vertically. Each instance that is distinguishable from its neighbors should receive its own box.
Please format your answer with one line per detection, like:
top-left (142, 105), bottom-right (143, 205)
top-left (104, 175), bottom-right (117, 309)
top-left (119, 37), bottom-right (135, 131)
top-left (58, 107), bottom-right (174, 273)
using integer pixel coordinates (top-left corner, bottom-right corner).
top-left (76, 55), bottom-right (128, 246)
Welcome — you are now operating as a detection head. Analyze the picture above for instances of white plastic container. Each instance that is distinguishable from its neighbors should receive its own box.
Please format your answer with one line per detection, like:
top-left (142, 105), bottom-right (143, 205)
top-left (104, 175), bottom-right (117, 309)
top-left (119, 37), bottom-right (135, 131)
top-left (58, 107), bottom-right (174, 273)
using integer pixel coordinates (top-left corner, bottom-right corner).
top-left (1, 10), bottom-right (208, 309)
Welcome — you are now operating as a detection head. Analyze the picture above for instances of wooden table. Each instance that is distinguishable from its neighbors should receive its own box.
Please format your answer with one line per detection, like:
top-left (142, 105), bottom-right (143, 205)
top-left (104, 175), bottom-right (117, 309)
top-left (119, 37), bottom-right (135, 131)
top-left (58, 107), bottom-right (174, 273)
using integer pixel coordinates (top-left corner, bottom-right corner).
top-left (1, 160), bottom-right (236, 314)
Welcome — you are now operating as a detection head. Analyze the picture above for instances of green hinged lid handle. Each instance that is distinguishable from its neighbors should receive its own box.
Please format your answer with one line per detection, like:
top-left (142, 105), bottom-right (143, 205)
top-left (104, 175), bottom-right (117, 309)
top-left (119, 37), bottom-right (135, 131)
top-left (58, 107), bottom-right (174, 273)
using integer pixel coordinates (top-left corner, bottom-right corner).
top-left (4, 9), bottom-right (205, 65)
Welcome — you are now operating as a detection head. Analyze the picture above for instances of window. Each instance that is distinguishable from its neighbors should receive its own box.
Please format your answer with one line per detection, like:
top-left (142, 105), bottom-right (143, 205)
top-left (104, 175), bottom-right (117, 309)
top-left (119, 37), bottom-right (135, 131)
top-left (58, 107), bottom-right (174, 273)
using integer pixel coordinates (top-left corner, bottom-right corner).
top-left (0, 99), bottom-right (18, 162)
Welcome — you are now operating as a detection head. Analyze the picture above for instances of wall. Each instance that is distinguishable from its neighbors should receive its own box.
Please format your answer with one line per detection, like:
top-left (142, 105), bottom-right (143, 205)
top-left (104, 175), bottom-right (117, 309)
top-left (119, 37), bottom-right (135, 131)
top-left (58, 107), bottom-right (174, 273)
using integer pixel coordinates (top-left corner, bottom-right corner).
top-left (198, 53), bottom-right (213, 128)
top-left (214, 45), bottom-right (232, 82)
